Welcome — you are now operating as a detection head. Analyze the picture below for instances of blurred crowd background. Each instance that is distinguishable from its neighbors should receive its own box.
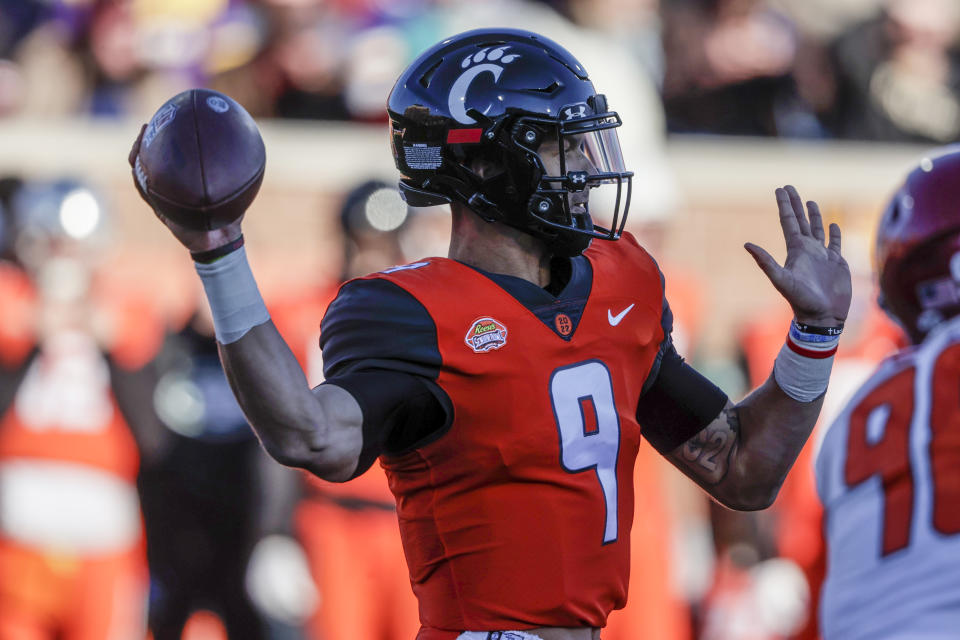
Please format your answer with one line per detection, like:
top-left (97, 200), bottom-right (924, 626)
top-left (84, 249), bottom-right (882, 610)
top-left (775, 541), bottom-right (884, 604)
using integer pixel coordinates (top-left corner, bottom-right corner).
top-left (0, 0), bottom-right (955, 639)
top-left (2, 0), bottom-right (960, 143)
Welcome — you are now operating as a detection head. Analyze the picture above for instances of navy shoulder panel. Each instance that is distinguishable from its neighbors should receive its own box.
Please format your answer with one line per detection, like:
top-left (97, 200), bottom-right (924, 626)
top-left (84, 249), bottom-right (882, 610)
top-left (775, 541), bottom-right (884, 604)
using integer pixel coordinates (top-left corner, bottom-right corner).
top-left (319, 278), bottom-right (442, 380)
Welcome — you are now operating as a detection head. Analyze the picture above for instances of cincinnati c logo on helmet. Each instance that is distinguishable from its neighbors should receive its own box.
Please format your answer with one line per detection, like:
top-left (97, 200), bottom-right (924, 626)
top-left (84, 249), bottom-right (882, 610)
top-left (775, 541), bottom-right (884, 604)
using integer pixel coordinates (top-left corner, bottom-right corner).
top-left (447, 47), bottom-right (521, 124)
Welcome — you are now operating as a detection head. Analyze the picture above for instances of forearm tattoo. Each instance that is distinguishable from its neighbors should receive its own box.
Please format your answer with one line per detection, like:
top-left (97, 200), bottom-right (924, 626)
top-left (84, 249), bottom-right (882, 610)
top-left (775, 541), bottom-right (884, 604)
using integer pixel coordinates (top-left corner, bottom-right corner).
top-left (679, 407), bottom-right (740, 483)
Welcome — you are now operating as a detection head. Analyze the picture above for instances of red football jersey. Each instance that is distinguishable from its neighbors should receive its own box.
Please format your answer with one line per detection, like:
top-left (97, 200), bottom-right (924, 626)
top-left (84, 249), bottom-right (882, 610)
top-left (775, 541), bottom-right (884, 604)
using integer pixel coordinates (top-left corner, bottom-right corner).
top-left (353, 233), bottom-right (669, 632)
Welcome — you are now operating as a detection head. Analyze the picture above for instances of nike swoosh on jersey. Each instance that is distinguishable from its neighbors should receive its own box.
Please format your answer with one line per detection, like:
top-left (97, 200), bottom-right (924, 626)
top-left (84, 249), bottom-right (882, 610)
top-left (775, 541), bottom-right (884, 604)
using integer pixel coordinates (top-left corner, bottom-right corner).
top-left (608, 304), bottom-right (635, 326)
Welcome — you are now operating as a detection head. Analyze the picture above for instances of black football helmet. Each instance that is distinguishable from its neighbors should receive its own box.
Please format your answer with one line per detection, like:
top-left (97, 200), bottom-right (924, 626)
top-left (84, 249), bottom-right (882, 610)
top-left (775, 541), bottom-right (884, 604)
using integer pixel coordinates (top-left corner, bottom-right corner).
top-left (387, 28), bottom-right (633, 257)
top-left (876, 146), bottom-right (960, 343)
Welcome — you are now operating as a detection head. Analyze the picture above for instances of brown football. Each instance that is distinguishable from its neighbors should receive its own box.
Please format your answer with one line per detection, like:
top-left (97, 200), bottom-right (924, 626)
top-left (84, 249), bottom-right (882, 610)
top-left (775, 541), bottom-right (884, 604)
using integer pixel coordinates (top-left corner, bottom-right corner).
top-left (133, 89), bottom-right (266, 230)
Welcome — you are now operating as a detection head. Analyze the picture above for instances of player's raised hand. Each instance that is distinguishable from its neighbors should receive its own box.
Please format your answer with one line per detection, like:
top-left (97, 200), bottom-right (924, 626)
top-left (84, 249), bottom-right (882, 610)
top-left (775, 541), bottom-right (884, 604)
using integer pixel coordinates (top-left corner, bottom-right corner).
top-left (744, 185), bottom-right (851, 327)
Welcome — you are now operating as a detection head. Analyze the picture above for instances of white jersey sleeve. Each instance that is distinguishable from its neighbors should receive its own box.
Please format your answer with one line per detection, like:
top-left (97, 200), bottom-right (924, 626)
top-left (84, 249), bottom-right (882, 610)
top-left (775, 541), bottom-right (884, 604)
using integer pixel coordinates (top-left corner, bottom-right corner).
top-left (816, 316), bottom-right (960, 640)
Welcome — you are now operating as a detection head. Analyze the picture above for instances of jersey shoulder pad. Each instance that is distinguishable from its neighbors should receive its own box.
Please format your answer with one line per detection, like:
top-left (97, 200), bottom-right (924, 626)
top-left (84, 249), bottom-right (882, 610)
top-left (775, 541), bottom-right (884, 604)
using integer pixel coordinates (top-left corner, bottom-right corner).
top-left (319, 276), bottom-right (441, 380)
top-left (587, 231), bottom-right (662, 286)
top-left (609, 230), bottom-right (656, 262)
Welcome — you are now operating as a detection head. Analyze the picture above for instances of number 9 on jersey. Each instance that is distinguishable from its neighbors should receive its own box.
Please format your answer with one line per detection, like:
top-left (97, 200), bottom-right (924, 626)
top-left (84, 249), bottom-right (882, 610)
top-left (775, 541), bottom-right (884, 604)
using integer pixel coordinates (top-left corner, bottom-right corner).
top-left (551, 360), bottom-right (621, 544)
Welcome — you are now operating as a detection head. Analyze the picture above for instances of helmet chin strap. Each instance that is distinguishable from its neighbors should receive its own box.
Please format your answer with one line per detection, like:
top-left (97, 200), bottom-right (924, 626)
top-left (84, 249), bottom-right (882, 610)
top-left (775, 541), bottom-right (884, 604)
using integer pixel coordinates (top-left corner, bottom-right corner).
top-left (398, 181), bottom-right (451, 207)
top-left (453, 188), bottom-right (590, 257)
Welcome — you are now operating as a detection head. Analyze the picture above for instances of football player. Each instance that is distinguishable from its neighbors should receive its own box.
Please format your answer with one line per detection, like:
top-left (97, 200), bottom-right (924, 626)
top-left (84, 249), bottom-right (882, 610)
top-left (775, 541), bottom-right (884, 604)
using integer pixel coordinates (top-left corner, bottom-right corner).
top-left (0, 180), bottom-right (164, 640)
top-left (132, 29), bottom-right (851, 640)
top-left (816, 146), bottom-right (960, 639)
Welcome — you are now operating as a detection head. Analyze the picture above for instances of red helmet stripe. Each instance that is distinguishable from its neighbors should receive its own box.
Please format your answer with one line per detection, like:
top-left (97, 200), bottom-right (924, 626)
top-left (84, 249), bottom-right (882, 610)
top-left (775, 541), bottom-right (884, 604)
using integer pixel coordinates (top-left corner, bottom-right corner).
top-left (446, 128), bottom-right (484, 144)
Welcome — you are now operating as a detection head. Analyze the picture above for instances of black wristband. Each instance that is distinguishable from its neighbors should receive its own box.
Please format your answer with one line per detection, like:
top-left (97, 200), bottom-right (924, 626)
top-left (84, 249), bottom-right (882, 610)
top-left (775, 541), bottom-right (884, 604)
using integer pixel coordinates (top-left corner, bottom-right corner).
top-left (793, 319), bottom-right (844, 337)
top-left (191, 235), bottom-right (244, 264)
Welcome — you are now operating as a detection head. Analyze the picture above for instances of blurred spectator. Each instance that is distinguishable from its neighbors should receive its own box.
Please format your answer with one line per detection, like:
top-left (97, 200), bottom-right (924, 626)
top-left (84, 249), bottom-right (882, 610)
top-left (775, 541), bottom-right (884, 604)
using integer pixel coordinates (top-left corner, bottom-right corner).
top-left (83, 0), bottom-right (142, 116)
top-left (0, 1), bottom-right (47, 57)
top-left (0, 178), bottom-right (165, 640)
top-left (0, 58), bottom-right (24, 115)
top-left (825, 0), bottom-right (960, 143)
top-left (90, 0), bottom-right (266, 117)
top-left (140, 298), bottom-right (315, 639)
top-left (12, 16), bottom-right (87, 116)
top-left (767, 0), bottom-right (886, 41)
top-left (0, 0), bottom-right (271, 119)
top-left (342, 24), bottom-right (410, 121)
top-left (0, 0), bottom-right (48, 116)
top-left (661, 0), bottom-right (823, 137)
top-left (564, 0), bottom-right (665, 87)
top-left (260, 3), bottom-right (352, 120)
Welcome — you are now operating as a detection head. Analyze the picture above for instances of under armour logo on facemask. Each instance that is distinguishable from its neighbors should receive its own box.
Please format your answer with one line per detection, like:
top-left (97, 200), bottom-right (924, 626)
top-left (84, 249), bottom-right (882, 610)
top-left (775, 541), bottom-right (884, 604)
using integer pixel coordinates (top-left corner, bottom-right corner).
top-left (561, 104), bottom-right (588, 120)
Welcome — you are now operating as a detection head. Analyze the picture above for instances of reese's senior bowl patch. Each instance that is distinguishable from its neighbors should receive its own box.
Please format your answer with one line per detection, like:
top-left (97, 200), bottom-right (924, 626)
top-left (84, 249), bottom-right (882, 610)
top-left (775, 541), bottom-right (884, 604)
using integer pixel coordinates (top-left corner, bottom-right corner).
top-left (464, 317), bottom-right (508, 353)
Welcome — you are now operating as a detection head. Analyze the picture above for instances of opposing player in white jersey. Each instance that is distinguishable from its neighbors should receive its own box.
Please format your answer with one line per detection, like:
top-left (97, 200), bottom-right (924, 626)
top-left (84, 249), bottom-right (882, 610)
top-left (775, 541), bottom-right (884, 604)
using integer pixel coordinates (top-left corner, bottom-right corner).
top-left (816, 146), bottom-right (960, 639)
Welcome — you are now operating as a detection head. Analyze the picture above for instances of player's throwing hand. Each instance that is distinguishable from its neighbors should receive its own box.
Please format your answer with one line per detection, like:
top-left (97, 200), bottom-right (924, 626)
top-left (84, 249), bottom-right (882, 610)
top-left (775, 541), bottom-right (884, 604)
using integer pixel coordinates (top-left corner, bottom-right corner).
top-left (128, 89), bottom-right (262, 258)
top-left (128, 123), bottom-right (242, 255)
top-left (744, 185), bottom-right (852, 328)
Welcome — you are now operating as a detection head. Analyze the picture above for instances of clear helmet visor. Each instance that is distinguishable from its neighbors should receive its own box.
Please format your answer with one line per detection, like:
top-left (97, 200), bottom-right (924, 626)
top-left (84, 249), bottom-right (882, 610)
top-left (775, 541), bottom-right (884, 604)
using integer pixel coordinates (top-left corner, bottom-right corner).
top-left (555, 117), bottom-right (632, 231)
top-left (562, 115), bottom-right (627, 182)
top-left (563, 116), bottom-right (628, 182)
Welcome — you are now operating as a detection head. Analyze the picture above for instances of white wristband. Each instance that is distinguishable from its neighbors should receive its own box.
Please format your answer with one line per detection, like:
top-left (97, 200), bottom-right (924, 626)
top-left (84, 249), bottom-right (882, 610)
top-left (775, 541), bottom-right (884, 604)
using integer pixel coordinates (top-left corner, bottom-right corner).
top-left (772, 329), bottom-right (839, 403)
top-left (194, 246), bottom-right (270, 344)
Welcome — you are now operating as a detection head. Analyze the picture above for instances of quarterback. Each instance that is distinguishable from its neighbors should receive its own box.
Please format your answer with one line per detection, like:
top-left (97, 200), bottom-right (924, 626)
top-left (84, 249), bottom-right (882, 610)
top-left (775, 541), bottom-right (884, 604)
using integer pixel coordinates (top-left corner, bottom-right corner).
top-left (132, 29), bottom-right (851, 640)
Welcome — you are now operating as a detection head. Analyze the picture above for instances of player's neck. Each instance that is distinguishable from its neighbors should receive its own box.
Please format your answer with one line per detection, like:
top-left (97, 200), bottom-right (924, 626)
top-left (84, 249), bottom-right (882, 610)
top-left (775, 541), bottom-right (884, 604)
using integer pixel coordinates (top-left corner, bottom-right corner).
top-left (448, 207), bottom-right (552, 287)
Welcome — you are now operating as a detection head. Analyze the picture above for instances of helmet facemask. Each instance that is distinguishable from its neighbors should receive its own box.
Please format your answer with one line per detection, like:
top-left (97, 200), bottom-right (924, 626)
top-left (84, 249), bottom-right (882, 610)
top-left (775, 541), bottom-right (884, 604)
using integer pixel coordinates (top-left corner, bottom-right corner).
top-left (880, 231), bottom-right (960, 342)
top-left (510, 95), bottom-right (632, 255)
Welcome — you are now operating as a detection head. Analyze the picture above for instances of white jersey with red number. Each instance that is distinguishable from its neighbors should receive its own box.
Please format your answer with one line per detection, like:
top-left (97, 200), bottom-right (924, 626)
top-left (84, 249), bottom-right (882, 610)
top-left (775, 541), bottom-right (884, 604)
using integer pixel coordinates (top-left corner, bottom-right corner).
top-left (816, 315), bottom-right (960, 639)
